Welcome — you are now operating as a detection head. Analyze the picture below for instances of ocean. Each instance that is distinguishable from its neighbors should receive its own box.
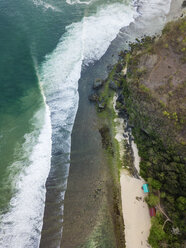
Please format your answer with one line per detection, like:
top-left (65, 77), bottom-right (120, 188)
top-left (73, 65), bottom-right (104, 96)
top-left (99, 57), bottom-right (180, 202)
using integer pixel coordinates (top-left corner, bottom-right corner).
top-left (0, 0), bottom-right (171, 247)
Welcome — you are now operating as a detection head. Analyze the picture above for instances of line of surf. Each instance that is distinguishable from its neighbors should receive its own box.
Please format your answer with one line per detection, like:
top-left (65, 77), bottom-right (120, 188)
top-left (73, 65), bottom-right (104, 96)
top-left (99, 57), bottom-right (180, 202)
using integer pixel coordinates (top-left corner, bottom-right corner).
top-left (39, 2), bottom-right (137, 246)
top-left (133, 0), bottom-right (172, 33)
top-left (66, 0), bottom-right (92, 6)
top-left (32, 0), bottom-right (61, 12)
top-left (0, 76), bottom-right (52, 248)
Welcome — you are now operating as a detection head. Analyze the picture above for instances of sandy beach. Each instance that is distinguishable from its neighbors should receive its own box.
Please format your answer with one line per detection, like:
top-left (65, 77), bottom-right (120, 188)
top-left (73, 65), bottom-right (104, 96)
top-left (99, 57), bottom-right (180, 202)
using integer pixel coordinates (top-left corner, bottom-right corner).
top-left (116, 132), bottom-right (151, 248)
top-left (113, 89), bottom-right (151, 247)
top-left (120, 170), bottom-right (151, 248)
top-left (115, 1), bottom-right (186, 247)
top-left (117, 136), bottom-right (151, 248)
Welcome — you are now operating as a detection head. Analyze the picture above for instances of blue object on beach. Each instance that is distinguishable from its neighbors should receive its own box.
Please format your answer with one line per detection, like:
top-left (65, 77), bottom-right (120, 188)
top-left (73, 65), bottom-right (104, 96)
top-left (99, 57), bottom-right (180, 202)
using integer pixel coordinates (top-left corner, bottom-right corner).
top-left (142, 184), bottom-right (149, 193)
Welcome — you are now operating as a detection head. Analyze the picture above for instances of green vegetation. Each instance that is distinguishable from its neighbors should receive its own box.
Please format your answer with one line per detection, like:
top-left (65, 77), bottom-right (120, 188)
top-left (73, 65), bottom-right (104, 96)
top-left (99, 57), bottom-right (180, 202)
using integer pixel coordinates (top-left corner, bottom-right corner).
top-left (92, 16), bottom-right (186, 248)
top-left (95, 63), bottom-right (125, 175)
top-left (122, 140), bottom-right (133, 171)
top-left (99, 17), bottom-right (186, 248)
top-left (148, 215), bottom-right (166, 248)
top-left (145, 194), bottom-right (159, 207)
top-left (139, 84), bottom-right (150, 94)
top-left (92, 63), bottom-right (127, 248)
top-left (147, 178), bottom-right (162, 190)
top-left (123, 18), bottom-right (186, 247)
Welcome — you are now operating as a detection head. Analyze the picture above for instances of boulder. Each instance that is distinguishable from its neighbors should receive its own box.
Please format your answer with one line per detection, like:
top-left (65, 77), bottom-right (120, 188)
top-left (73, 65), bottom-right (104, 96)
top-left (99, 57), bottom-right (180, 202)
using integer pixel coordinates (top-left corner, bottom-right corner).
top-left (117, 93), bottom-right (124, 104)
top-left (107, 64), bottom-right (113, 72)
top-left (113, 73), bottom-right (120, 81)
top-left (93, 79), bottom-right (103, 89)
top-left (109, 81), bottom-right (117, 91)
top-left (115, 63), bottom-right (123, 73)
top-left (118, 80), bottom-right (124, 89)
top-left (123, 133), bottom-right (128, 138)
top-left (98, 102), bottom-right (106, 111)
top-left (118, 50), bottom-right (127, 59)
top-left (89, 93), bottom-right (99, 102)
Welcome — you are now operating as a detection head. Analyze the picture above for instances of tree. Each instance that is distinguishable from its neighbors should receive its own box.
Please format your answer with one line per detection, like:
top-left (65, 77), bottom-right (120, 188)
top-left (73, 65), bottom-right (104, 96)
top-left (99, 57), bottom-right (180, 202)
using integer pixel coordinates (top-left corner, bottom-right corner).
top-left (148, 217), bottom-right (166, 248)
top-left (176, 196), bottom-right (186, 211)
top-left (148, 177), bottom-right (162, 190)
top-left (145, 194), bottom-right (159, 207)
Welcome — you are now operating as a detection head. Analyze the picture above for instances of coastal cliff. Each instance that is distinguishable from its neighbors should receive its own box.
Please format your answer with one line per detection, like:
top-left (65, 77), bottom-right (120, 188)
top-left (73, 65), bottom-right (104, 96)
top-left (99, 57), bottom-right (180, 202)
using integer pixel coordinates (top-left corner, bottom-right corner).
top-left (122, 17), bottom-right (186, 247)
top-left (93, 16), bottom-right (186, 247)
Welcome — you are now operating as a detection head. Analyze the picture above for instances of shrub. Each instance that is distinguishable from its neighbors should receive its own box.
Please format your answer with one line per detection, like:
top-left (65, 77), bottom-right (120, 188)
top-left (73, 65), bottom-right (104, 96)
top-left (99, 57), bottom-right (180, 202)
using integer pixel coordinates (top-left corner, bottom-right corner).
top-left (145, 193), bottom-right (159, 207)
top-left (176, 196), bottom-right (186, 211)
top-left (148, 177), bottom-right (162, 190)
top-left (148, 217), bottom-right (166, 248)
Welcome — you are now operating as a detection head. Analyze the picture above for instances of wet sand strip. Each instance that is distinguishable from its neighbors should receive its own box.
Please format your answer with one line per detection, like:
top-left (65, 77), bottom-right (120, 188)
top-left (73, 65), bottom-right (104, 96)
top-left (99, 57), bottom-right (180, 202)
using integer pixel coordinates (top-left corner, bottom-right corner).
top-left (61, 59), bottom-right (125, 248)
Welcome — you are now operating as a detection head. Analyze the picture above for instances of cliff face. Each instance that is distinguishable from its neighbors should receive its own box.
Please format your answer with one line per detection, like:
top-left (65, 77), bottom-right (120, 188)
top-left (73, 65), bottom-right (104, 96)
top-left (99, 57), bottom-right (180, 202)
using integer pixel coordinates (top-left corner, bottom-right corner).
top-left (118, 17), bottom-right (186, 247)
top-left (127, 18), bottom-right (186, 154)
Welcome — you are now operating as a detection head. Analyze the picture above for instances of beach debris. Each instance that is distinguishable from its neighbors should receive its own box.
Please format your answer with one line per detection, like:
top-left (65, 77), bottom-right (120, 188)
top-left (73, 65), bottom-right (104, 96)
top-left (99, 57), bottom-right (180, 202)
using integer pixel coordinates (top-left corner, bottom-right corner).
top-left (93, 79), bottom-right (103, 89)
top-left (149, 207), bottom-right (156, 217)
top-left (115, 63), bottom-right (123, 73)
top-left (98, 102), bottom-right (106, 111)
top-left (142, 184), bottom-right (149, 193)
top-left (89, 93), bottom-right (99, 102)
top-left (136, 196), bottom-right (142, 201)
top-left (107, 64), bottom-right (113, 72)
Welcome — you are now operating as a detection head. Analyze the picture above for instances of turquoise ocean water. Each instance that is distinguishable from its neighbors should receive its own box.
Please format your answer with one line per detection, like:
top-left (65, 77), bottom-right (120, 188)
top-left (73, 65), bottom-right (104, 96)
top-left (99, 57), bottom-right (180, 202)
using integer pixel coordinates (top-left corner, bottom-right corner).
top-left (0, 0), bottom-right (136, 246)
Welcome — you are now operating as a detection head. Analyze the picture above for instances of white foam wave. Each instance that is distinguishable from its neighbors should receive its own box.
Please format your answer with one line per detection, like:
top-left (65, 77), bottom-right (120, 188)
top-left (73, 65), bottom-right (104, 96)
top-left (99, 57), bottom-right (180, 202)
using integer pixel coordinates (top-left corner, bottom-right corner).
top-left (32, 0), bottom-right (61, 12)
top-left (0, 96), bottom-right (52, 247)
top-left (40, 2), bottom-right (136, 154)
top-left (66, 0), bottom-right (92, 6)
top-left (135, 0), bottom-right (172, 31)
top-left (41, 2), bottom-right (136, 94)
top-left (39, 1), bottom-right (136, 241)
top-left (138, 0), bottom-right (171, 16)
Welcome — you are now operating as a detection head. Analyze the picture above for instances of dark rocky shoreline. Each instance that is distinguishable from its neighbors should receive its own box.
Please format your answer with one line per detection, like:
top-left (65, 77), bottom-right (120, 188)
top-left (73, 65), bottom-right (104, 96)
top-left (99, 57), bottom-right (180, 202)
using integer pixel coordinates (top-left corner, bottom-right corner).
top-left (60, 2), bottom-right (186, 248)
top-left (61, 55), bottom-right (125, 247)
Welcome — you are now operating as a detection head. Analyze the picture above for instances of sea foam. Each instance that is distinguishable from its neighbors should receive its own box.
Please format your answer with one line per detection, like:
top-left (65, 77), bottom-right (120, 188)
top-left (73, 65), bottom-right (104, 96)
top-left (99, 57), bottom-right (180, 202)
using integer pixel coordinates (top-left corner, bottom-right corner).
top-left (39, 2), bottom-right (136, 245)
top-left (32, 0), bottom-right (61, 12)
top-left (134, 0), bottom-right (172, 33)
top-left (40, 2), bottom-right (137, 158)
top-left (0, 102), bottom-right (52, 248)
top-left (0, 3), bottom-right (136, 248)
